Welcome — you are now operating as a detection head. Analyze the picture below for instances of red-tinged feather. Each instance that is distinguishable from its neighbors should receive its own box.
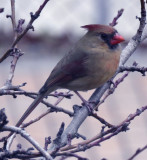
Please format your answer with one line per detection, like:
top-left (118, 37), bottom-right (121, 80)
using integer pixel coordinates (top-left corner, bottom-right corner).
top-left (81, 24), bottom-right (115, 34)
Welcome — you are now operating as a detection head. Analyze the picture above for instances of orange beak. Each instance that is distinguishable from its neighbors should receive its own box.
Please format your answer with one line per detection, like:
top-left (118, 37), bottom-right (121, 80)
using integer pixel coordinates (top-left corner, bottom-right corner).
top-left (110, 33), bottom-right (125, 45)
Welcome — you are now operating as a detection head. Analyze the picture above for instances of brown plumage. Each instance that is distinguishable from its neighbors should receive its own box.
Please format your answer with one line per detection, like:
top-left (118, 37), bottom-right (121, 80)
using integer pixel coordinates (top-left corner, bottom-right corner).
top-left (12, 24), bottom-right (124, 129)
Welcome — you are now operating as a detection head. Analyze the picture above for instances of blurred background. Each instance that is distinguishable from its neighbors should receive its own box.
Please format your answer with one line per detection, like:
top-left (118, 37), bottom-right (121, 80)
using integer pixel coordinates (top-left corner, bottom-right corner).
top-left (0, 0), bottom-right (147, 159)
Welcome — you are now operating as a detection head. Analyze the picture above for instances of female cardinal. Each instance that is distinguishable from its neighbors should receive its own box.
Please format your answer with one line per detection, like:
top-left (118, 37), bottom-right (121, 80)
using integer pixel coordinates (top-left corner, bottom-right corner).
top-left (13, 24), bottom-right (124, 128)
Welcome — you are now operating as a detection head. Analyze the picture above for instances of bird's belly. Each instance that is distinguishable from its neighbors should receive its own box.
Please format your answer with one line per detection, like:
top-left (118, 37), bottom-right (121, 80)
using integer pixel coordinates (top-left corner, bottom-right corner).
top-left (63, 72), bottom-right (112, 91)
top-left (62, 76), bottom-right (99, 91)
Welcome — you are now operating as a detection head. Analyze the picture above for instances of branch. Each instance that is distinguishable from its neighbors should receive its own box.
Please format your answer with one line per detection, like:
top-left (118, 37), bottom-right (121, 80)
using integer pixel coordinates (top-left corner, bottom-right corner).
top-left (10, 0), bottom-right (18, 41)
top-left (1, 126), bottom-right (53, 160)
top-left (90, 112), bottom-right (114, 128)
top-left (95, 71), bottom-right (129, 110)
top-left (0, 8), bottom-right (4, 13)
top-left (2, 105), bottom-right (147, 160)
top-left (128, 144), bottom-right (147, 160)
top-left (119, 65), bottom-right (147, 76)
top-left (0, 108), bottom-right (8, 129)
top-left (0, 150), bottom-right (40, 159)
top-left (92, 61), bottom-right (142, 110)
top-left (109, 8), bottom-right (124, 26)
top-left (4, 49), bottom-right (23, 87)
top-left (18, 89), bottom-right (74, 117)
top-left (59, 105), bottom-right (147, 153)
top-left (0, 87), bottom-right (72, 99)
top-left (56, 152), bottom-right (88, 160)
top-left (0, 0), bottom-right (50, 63)
top-left (0, 89), bottom-right (38, 97)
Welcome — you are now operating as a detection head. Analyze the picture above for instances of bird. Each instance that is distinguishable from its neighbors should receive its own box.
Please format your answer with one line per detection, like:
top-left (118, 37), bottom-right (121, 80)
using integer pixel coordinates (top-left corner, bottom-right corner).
top-left (13, 24), bottom-right (124, 129)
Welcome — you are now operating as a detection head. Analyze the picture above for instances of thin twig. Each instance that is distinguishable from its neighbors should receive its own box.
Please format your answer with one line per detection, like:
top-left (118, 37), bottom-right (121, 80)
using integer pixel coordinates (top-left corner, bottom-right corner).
top-left (95, 71), bottom-right (129, 110)
top-left (90, 112), bottom-right (114, 128)
top-left (0, 89), bottom-right (38, 96)
top-left (54, 91), bottom-right (71, 106)
top-left (0, 8), bottom-right (4, 13)
top-left (109, 9), bottom-right (124, 26)
top-left (5, 49), bottom-right (23, 87)
top-left (134, 0), bottom-right (146, 42)
top-left (128, 144), bottom-right (147, 160)
top-left (22, 109), bottom-right (52, 128)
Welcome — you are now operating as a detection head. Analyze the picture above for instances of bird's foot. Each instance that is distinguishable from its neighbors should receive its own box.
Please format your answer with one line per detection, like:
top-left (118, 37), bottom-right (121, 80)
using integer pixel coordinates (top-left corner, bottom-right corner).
top-left (81, 100), bottom-right (95, 113)
top-left (74, 91), bottom-right (95, 113)
top-left (108, 80), bottom-right (116, 89)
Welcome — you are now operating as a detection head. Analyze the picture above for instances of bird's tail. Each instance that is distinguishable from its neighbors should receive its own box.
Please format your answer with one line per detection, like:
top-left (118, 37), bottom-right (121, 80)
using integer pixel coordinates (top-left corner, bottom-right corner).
top-left (15, 93), bottom-right (46, 127)
top-left (16, 85), bottom-right (57, 127)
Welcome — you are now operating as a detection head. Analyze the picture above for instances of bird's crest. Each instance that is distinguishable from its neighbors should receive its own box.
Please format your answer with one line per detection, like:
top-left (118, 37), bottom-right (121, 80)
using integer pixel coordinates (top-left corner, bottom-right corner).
top-left (81, 24), bottom-right (115, 34)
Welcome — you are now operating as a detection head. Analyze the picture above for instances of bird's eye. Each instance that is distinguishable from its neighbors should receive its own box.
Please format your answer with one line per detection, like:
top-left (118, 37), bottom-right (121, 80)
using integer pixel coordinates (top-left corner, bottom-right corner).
top-left (101, 33), bottom-right (107, 40)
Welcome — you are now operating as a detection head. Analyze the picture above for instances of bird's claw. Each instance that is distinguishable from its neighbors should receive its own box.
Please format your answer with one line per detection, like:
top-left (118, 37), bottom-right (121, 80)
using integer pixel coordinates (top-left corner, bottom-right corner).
top-left (82, 101), bottom-right (95, 114)
top-left (108, 80), bottom-right (116, 88)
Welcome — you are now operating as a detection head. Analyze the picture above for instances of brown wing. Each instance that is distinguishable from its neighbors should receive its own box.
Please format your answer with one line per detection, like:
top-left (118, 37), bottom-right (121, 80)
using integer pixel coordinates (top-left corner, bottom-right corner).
top-left (39, 49), bottom-right (88, 94)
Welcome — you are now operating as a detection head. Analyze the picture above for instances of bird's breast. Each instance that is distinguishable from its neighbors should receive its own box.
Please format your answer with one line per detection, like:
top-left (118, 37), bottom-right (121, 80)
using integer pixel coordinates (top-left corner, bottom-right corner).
top-left (86, 50), bottom-right (120, 87)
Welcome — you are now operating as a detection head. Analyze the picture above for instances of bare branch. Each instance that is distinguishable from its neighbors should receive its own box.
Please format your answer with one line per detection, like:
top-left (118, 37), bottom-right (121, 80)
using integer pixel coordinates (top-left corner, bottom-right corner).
top-left (109, 9), bottom-right (124, 26)
top-left (2, 103), bottom-right (147, 160)
top-left (0, 150), bottom-right (40, 159)
top-left (1, 126), bottom-right (53, 160)
top-left (0, 8), bottom-right (4, 13)
top-left (10, 0), bottom-right (18, 41)
top-left (0, 89), bottom-right (37, 97)
top-left (59, 105), bottom-right (147, 153)
top-left (90, 112), bottom-right (114, 128)
top-left (0, 87), bottom-right (73, 118)
top-left (16, 19), bottom-right (25, 34)
top-left (56, 152), bottom-right (88, 160)
top-left (95, 71), bottom-right (129, 110)
top-left (128, 144), bottom-right (147, 160)
top-left (22, 109), bottom-right (52, 128)
top-left (119, 65), bottom-right (147, 76)
top-left (134, 0), bottom-right (146, 42)
top-left (0, 108), bottom-right (8, 129)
